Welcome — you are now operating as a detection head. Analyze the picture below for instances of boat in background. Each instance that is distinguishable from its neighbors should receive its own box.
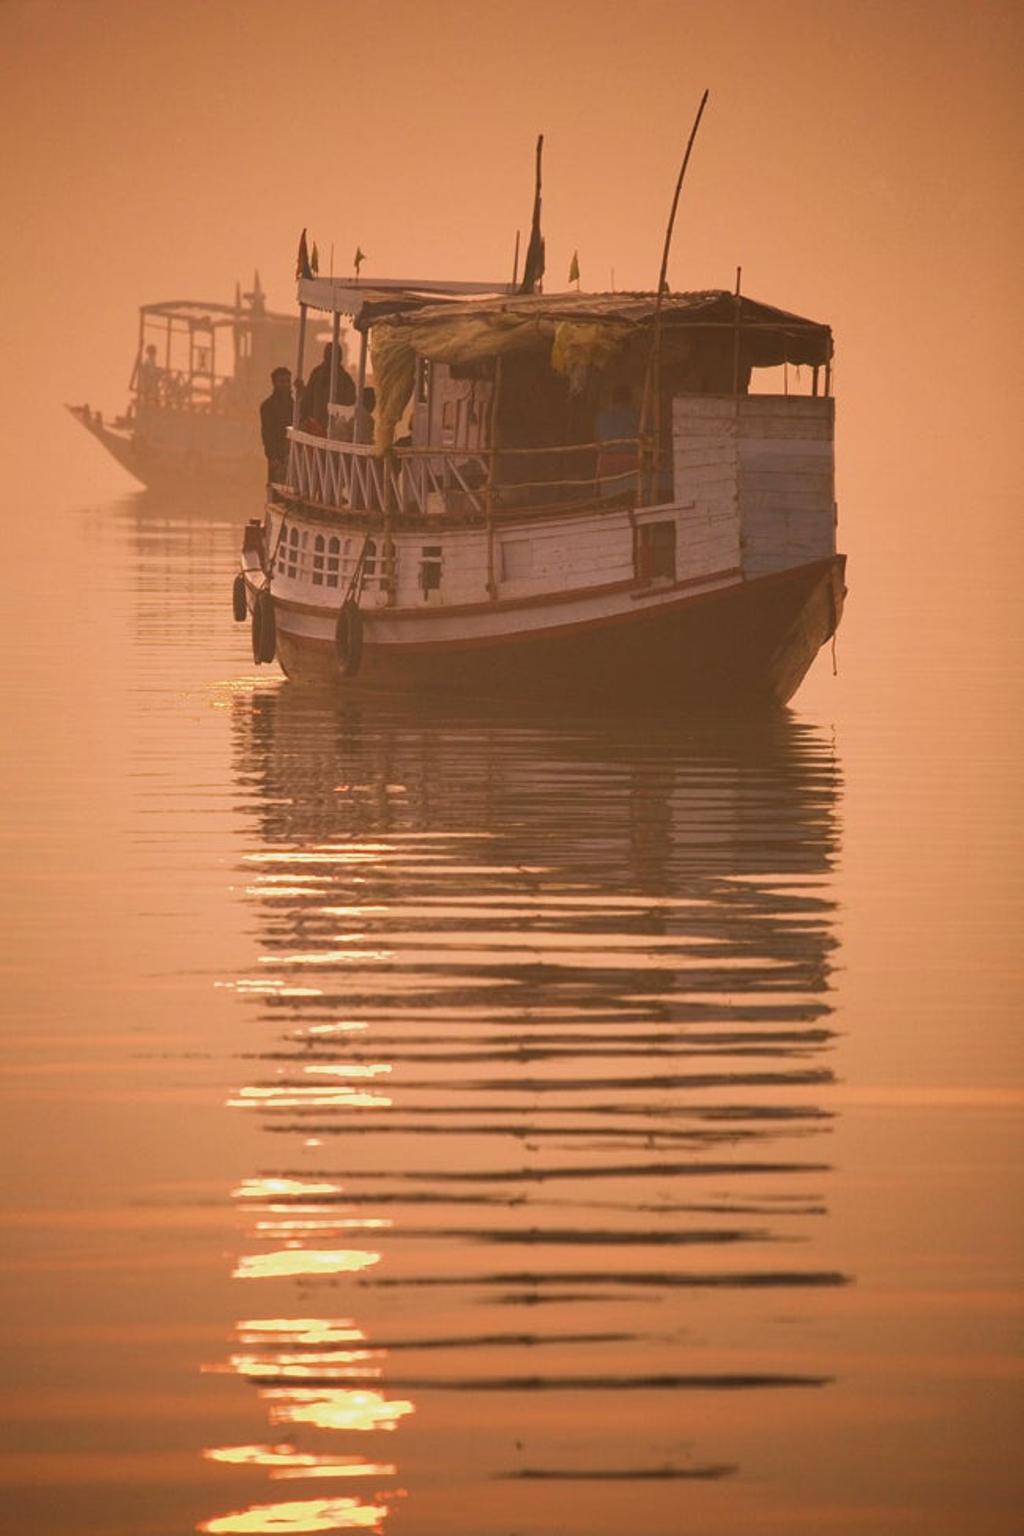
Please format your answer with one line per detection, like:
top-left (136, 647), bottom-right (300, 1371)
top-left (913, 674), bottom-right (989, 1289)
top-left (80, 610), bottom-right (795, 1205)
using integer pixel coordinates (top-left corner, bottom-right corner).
top-left (237, 267), bottom-right (846, 709)
top-left (68, 275), bottom-right (305, 493)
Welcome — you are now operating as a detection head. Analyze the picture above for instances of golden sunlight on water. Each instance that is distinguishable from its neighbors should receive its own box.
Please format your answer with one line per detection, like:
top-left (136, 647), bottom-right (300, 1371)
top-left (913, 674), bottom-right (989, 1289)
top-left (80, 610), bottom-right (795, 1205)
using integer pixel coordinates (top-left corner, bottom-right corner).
top-left (0, 483), bottom-right (1020, 1536)
top-left (199, 1497), bottom-right (387, 1533)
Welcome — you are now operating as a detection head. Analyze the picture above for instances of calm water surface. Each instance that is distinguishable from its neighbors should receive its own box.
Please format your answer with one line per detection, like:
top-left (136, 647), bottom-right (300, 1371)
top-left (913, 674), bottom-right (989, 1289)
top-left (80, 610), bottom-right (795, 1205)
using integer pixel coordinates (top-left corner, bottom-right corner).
top-left (1, 485), bottom-right (1021, 1535)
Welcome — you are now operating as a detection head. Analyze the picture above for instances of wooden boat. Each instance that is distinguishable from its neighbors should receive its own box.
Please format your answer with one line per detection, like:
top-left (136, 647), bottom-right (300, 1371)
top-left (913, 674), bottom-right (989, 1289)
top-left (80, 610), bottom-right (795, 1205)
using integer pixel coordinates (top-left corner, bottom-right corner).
top-left (237, 273), bottom-right (845, 707)
top-left (68, 275), bottom-right (304, 493)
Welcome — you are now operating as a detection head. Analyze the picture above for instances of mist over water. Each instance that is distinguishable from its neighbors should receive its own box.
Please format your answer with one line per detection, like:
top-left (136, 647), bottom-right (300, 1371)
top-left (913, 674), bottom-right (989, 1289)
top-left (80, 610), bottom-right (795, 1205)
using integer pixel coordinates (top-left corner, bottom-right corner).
top-left (0, 477), bottom-right (1019, 1536)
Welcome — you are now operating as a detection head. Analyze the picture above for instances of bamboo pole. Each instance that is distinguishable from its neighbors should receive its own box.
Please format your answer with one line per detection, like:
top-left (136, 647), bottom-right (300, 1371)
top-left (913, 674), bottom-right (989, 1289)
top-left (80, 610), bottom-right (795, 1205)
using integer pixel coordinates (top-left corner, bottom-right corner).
top-left (511, 229), bottom-right (521, 287)
top-left (638, 88), bottom-right (710, 506)
top-left (731, 265), bottom-right (742, 397)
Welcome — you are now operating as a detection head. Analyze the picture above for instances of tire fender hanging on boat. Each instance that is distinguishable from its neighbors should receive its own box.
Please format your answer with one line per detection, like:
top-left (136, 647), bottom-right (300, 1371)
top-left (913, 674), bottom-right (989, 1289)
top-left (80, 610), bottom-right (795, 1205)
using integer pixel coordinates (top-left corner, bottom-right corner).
top-left (335, 599), bottom-right (363, 677)
top-left (232, 572), bottom-right (248, 623)
top-left (251, 587), bottom-right (276, 664)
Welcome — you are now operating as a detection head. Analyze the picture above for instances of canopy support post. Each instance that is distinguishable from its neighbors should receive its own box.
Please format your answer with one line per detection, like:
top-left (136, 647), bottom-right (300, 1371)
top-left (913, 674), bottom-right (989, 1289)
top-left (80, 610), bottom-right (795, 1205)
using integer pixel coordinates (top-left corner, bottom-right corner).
top-left (292, 304), bottom-right (308, 425)
top-left (131, 309), bottom-right (145, 398)
top-left (356, 328), bottom-right (368, 399)
top-left (485, 357), bottom-right (503, 599)
top-left (289, 302), bottom-right (308, 484)
top-left (328, 310), bottom-right (341, 409)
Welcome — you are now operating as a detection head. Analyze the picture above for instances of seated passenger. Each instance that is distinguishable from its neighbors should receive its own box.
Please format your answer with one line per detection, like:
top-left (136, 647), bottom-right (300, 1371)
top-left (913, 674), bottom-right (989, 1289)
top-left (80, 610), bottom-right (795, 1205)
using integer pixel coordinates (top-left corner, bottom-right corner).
top-left (354, 385), bottom-right (376, 445)
top-left (594, 382), bottom-right (640, 498)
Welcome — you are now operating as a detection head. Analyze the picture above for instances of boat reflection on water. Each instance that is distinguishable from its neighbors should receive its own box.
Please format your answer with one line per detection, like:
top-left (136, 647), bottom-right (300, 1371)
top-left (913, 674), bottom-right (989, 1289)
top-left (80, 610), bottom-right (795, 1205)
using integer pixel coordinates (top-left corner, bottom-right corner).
top-left (208, 689), bottom-right (848, 1535)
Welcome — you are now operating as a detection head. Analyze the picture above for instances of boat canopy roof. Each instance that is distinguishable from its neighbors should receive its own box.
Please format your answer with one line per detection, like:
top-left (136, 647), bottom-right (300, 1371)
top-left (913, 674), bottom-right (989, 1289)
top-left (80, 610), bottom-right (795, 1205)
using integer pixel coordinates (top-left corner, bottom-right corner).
top-left (297, 276), bottom-right (515, 318)
top-left (298, 277), bottom-right (830, 365)
top-left (365, 287), bottom-right (828, 353)
top-left (357, 286), bottom-right (831, 452)
top-left (140, 299), bottom-right (296, 328)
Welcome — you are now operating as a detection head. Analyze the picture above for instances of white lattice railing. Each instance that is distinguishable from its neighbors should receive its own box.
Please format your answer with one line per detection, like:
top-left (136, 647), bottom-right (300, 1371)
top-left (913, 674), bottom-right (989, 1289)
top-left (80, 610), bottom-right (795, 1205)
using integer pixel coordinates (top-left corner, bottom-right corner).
top-left (287, 431), bottom-right (488, 517)
top-left (284, 430), bottom-right (642, 518)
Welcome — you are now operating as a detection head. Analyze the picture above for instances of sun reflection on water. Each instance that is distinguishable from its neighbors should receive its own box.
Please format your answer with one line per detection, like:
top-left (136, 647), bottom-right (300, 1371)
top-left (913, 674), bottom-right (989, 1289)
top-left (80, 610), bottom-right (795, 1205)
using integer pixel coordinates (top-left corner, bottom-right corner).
top-left (265, 1388), bottom-right (415, 1434)
top-left (199, 1495), bottom-right (387, 1533)
top-left (237, 1319), bottom-right (366, 1346)
top-left (233, 1250), bottom-right (381, 1280)
top-left (205, 1445), bottom-right (396, 1480)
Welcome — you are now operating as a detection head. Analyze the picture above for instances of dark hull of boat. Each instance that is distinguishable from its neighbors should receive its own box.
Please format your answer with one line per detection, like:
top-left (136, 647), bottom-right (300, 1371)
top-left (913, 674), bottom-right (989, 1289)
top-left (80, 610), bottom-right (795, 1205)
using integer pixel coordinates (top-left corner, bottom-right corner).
top-left (273, 556), bottom-right (847, 709)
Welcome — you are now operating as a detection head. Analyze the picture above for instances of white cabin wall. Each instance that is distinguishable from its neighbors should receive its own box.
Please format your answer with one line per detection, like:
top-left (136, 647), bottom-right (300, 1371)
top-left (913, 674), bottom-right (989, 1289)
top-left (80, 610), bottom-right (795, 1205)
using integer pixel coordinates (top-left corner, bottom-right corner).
top-left (393, 523), bottom-right (490, 607)
top-left (737, 396), bottom-right (835, 577)
top-left (672, 394), bottom-right (835, 581)
top-left (390, 509), bottom-right (636, 608)
top-left (671, 397), bottom-right (742, 580)
top-left (422, 361), bottom-right (493, 453)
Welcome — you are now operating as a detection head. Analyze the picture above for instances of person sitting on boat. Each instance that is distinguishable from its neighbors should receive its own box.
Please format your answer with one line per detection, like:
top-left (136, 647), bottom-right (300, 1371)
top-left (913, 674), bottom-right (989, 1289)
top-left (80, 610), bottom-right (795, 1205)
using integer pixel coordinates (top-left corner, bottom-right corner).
top-left (329, 385), bottom-right (377, 445)
top-left (354, 385), bottom-right (376, 445)
top-left (595, 382), bottom-right (640, 498)
top-left (138, 343), bottom-right (162, 405)
top-left (300, 342), bottom-right (356, 433)
top-left (260, 366), bottom-right (293, 484)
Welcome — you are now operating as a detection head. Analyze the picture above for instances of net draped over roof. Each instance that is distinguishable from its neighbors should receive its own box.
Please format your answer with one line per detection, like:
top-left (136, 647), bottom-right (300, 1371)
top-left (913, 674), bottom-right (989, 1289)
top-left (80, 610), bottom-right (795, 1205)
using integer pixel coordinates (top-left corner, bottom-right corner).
top-left (366, 288), bottom-right (832, 454)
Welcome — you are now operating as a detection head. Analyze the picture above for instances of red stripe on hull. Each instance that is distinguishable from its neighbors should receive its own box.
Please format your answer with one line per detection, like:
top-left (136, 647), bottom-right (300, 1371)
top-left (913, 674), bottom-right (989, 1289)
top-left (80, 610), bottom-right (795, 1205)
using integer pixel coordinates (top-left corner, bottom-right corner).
top-left (270, 557), bottom-right (847, 709)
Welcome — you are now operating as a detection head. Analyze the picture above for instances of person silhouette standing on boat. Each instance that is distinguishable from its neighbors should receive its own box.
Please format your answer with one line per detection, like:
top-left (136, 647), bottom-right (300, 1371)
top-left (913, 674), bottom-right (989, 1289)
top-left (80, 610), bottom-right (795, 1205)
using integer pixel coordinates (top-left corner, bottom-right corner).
top-left (260, 366), bottom-right (293, 484)
top-left (138, 343), bottom-right (162, 405)
top-left (300, 342), bottom-right (356, 433)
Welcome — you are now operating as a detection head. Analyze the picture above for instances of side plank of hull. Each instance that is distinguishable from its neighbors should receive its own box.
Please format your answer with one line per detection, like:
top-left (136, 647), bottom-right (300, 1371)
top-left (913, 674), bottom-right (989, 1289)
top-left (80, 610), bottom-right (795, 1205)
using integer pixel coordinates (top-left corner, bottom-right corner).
top-left (266, 556), bottom-right (846, 709)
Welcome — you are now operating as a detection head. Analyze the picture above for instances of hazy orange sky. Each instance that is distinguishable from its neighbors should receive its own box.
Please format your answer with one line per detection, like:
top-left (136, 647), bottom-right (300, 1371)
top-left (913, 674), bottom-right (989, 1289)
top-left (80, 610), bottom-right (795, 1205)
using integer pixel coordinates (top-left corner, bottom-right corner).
top-left (2, 0), bottom-right (1021, 553)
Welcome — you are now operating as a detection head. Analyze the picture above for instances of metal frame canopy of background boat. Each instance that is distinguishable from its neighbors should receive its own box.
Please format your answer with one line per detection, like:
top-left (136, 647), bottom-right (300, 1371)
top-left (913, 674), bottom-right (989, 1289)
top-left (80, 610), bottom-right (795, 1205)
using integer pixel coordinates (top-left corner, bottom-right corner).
top-left (138, 299), bottom-right (295, 325)
top-left (294, 277), bottom-right (832, 453)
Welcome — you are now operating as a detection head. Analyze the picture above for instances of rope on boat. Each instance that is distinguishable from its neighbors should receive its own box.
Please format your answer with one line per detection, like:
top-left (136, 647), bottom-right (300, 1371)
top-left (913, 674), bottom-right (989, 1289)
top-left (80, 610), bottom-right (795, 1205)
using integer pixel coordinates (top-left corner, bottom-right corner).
top-left (334, 533), bottom-right (373, 678)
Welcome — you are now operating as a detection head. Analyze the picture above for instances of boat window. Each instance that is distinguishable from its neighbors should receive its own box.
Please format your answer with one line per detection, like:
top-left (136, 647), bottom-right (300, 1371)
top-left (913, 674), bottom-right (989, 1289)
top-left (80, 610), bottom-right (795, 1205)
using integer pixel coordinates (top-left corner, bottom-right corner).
top-left (285, 525), bottom-right (301, 580)
top-left (326, 536), bottom-right (341, 588)
top-left (275, 522), bottom-right (289, 574)
top-left (364, 539), bottom-right (377, 581)
top-left (636, 521), bottom-right (676, 582)
top-left (501, 539), bottom-right (533, 581)
top-left (312, 534), bottom-right (325, 586)
top-left (420, 545), bottom-right (442, 595)
top-left (415, 357), bottom-right (431, 405)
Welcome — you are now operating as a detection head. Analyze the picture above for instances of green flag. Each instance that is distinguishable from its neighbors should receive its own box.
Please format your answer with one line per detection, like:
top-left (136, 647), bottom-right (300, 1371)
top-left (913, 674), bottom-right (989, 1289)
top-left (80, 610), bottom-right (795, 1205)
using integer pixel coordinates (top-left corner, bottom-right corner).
top-left (311, 242), bottom-right (320, 275)
top-left (354, 246), bottom-right (366, 276)
top-left (568, 250), bottom-right (580, 286)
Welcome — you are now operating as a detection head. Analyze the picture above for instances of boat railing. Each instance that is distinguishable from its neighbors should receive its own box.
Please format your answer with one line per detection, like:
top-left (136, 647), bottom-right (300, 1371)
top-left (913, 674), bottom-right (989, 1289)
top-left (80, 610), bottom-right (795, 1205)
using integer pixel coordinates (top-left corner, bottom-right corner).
top-left (132, 368), bottom-right (242, 416)
top-left (286, 430), bottom-right (644, 520)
